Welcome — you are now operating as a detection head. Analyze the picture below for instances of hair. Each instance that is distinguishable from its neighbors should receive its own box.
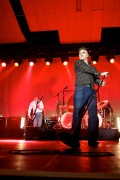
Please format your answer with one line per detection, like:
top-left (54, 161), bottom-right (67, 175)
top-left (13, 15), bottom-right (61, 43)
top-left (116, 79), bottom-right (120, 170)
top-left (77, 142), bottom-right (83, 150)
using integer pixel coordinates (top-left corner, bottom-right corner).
top-left (78, 47), bottom-right (88, 52)
top-left (78, 47), bottom-right (89, 57)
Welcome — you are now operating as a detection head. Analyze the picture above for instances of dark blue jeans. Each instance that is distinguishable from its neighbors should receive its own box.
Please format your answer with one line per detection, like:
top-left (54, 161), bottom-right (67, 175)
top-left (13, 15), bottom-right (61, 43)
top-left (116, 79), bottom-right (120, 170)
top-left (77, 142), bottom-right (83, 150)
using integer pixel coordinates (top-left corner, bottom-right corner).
top-left (33, 112), bottom-right (43, 127)
top-left (72, 86), bottom-right (99, 143)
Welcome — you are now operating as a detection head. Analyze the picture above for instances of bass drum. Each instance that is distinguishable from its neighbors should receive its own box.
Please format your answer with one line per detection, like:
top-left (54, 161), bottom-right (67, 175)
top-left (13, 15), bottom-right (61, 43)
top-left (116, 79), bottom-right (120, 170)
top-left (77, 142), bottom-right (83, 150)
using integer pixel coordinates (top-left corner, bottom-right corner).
top-left (84, 113), bottom-right (102, 127)
top-left (61, 112), bottom-right (73, 129)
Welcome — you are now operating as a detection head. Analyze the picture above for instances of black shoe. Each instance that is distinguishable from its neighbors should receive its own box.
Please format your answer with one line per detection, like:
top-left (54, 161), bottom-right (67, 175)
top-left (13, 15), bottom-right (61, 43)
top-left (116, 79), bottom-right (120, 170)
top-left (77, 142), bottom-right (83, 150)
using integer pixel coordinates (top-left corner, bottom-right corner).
top-left (59, 132), bottom-right (80, 149)
top-left (88, 141), bottom-right (99, 147)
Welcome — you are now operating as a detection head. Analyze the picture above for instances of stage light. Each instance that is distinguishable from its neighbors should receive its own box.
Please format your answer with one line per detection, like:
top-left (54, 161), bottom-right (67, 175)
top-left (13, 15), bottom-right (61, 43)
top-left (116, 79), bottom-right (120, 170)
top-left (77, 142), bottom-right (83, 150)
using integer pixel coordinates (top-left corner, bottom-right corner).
top-left (45, 56), bottom-right (53, 66)
top-left (28, 58), bottom-right (36, 66)
top-left (91, 54), bottom-right (99, 65)
top-left (106, 54), bottom-right (115, 63)
top-left (61, 56), bottom-right (69, 66)
top-left (29, 61), bottom-right (34, 66)
top-left (14, 59), bottom-right (22, 67)
top-left (14, 62), bottom-right (19, 67)
top-left (1, 60), bottom-right (7, 67)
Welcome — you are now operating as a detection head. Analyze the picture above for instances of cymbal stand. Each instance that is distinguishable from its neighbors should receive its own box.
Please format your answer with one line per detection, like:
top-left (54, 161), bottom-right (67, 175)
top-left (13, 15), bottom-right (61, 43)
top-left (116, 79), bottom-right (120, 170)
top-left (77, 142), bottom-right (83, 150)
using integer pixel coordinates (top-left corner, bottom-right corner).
top-left (56, 93), bottom-right (61, 117)
top-left (52, 105), bottom-right (63, 129)
top-left (54, 87), bottom-right (74, 129)
top-left (59, 89), bottom-right (74, 114)
top-left (54, 87), bottom-right (68, 129)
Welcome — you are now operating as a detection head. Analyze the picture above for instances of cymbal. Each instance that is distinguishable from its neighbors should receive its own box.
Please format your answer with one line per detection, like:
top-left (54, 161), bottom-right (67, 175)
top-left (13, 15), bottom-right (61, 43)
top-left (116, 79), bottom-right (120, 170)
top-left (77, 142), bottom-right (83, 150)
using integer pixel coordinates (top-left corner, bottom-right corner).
top-left (97, 100), bottom-right (108, 110)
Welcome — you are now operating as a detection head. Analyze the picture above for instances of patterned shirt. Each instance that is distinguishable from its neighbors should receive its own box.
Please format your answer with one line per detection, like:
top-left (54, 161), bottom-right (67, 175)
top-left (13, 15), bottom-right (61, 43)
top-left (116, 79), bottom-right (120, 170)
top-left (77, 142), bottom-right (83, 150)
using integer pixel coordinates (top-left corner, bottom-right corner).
top-left (74, 60), bottom-right (101, 89)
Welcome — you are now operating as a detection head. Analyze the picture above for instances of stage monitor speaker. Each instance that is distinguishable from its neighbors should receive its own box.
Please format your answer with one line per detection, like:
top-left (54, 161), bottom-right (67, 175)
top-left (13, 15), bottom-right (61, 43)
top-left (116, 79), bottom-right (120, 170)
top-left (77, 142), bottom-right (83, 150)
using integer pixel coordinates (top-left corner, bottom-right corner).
top-left (98, 128), bottom-right (120, 140)
top-left (0, 128), bottom-right (24, 138)
top-left (25, 126), bottom-right (47, 140)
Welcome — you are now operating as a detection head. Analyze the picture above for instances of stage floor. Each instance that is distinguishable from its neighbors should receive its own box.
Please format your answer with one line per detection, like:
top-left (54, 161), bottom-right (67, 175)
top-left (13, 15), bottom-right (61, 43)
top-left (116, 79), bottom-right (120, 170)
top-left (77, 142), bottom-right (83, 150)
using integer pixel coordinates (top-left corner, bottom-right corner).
top-left (0, 138), bottom-right (120, 179)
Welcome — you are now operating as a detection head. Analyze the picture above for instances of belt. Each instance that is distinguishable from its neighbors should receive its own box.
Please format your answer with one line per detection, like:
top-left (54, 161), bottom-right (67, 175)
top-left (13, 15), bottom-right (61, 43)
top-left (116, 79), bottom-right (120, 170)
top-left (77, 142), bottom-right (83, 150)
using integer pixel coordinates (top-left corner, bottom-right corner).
top-left (80, 84), bottom-right (91, 87)
top-left (76, 84), bottom-right (93, 89)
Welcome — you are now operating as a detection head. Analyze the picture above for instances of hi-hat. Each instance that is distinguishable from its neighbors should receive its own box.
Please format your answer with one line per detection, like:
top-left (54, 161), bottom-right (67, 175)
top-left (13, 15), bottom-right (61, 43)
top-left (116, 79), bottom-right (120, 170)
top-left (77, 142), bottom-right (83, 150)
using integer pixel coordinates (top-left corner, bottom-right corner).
top-left (97, 100), bottom-right (108, 110)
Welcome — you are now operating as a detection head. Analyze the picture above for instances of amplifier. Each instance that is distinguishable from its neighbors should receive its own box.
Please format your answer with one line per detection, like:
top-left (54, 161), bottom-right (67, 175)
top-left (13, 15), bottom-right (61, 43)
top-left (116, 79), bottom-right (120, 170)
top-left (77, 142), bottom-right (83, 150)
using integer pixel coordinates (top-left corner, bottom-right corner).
top-left (44, 116), bottom-right (58, 129)
top-left (0, 117), bottom-right (7, 128)
top-left (6, 117), bottom-right (21, 128)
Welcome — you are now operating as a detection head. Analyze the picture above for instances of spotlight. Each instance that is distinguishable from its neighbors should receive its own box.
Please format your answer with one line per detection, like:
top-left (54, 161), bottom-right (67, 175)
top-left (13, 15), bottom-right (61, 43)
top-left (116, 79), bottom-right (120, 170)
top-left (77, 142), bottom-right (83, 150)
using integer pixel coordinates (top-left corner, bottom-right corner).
top-left (91, 53), bottom-right (99, 65)
top-left (28, 58), bottom-right (36, 66)
top-left (106, 54), bottom-right (115, 63)
top-left (1, 60), bottom-right (7, 67)
top-left (61, 56), bottom-right (69, 66)
top-left (14, 59), bottom-right (22, 67)
top-left (45, 56), bottom-right (53, 66)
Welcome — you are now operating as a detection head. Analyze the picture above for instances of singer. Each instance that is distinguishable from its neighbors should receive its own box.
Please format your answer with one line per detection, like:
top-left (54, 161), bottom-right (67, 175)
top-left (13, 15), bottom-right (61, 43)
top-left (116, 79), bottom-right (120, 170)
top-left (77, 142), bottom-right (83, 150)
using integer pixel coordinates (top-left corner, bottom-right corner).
top-left (59, 47), bottom-right (109, 149)
top-left (27, 94), bottom-right (44, 127)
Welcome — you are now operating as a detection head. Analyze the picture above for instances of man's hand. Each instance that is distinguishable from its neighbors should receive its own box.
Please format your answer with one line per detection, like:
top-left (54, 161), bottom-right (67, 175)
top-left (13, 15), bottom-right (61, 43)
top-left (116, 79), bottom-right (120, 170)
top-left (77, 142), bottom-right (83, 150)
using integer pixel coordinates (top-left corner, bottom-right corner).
top-left (101, 72), bottom-right (109, 77)
top-left (101, 80), bottom-right (106, 86)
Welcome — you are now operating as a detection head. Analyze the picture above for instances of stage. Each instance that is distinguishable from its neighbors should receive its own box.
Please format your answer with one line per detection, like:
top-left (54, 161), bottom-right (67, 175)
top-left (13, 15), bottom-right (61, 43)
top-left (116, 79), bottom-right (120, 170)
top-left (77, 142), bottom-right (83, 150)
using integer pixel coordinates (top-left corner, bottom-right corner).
top-left (0, 118), bottom-right (120, 179)
top-left (0, 138), bottom-right (120, 179)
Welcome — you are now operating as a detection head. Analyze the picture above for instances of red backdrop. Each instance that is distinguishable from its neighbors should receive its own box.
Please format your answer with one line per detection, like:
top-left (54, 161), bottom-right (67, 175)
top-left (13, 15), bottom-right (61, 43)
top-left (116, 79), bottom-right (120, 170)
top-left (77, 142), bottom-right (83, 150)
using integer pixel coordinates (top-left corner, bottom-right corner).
top-left (0, 55), bottom-right (120, 119)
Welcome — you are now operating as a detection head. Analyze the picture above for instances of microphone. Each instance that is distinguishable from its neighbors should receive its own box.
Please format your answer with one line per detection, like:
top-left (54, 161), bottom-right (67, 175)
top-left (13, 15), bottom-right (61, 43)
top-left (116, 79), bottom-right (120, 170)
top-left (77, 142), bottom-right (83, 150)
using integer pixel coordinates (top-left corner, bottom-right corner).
top-left (105, 72), bottom-right (110, 77)
top-left (101, 72), bottom-right (109, 77)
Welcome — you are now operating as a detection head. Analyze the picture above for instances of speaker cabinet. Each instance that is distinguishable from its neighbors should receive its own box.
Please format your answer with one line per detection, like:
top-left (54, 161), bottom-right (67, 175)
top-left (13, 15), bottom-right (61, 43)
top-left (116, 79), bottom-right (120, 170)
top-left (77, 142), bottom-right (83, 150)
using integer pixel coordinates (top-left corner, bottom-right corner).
top-left (25, 126), bottom-right (47, 140)
top-left (0, 117), bottom-right (7, 128)
top-left (98, 128), bottom-right (120, 140)
top-left (0, 128), bottom-right (24, 138)
top-left (6, 117), bottom-right (21, 128)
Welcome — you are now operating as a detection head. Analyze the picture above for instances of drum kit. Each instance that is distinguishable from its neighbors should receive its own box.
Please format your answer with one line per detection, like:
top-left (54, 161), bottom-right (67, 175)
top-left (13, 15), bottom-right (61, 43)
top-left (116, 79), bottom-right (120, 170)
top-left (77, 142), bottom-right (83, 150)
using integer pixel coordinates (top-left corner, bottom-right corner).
top-left (55, 97), bottom-right (113, 130)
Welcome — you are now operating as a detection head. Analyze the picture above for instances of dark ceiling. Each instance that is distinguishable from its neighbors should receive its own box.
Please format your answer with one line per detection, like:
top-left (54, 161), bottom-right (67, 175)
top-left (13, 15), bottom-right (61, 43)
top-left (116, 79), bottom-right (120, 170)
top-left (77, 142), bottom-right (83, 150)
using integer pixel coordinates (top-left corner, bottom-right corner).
top-left (0, 0), bottom-right (120, 60)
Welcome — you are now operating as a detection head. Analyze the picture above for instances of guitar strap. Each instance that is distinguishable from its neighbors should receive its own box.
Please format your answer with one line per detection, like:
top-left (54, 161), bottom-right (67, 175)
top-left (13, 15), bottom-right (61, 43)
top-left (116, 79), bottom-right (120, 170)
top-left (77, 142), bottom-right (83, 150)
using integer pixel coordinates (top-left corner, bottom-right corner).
top-left (32, 101), bottom-right (38, 120)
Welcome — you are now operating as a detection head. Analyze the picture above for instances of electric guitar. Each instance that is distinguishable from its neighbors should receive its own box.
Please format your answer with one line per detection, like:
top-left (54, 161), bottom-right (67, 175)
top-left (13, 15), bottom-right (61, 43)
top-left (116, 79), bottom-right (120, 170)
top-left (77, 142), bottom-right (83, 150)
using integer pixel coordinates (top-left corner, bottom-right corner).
top-left (29, 96), bottom-right (43, 123)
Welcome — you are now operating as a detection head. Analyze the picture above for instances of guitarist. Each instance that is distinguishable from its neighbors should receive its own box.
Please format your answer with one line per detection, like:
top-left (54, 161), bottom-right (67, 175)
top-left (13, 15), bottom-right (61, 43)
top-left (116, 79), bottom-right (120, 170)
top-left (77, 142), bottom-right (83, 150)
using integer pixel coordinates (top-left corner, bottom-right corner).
top-left (28, 94), bottom-right (44, 127)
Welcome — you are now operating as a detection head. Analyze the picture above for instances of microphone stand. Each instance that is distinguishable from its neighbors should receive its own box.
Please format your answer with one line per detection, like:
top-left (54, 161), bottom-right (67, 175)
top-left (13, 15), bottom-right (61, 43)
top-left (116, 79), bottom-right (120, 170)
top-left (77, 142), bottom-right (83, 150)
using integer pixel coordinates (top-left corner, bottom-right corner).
top-left (63, 89), bottom-right (65, 106)
top-left (54, 86), bottom-right (68, 116)
top-left (71, 75), bottom-right (106, 136)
